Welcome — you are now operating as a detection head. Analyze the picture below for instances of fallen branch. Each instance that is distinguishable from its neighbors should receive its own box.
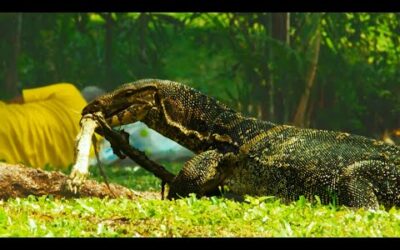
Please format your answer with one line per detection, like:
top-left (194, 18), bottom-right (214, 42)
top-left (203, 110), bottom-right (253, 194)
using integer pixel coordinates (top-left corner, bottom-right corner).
top-left (93, 112), bottom-right (175, 184)
top-left (0, 163), bottom-right (158, 200)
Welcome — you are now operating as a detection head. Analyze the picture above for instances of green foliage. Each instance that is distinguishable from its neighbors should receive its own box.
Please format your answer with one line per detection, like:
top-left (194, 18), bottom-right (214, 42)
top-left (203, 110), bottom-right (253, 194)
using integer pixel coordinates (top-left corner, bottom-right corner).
top-left (2, 192), bottom-right (400, 237)
top-left (316, 13), bottom-right (400, 135)
top-left (1, 13), bottom-right (399, 237)
top-left (0, 12), bottom-right (399, 135)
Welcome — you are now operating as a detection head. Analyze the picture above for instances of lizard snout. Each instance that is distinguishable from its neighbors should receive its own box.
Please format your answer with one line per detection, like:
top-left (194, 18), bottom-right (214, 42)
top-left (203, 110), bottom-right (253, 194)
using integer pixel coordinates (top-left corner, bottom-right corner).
top-left (82, 99), bottom-right (105, 116)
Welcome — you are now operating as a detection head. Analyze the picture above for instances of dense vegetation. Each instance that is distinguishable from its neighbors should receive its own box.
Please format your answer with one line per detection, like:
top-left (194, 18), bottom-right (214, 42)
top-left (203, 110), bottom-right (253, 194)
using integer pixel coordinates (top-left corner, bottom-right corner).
top-left (0, 13), bottom-right (399, 137)
top-left (0, 13), bottom-right (399, 237)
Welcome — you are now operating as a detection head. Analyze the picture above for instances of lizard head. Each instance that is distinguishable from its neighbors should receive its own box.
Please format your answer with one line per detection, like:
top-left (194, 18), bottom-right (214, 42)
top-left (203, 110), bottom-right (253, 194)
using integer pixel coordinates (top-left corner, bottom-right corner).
top-left (82, 80), bottom-right (159, 127)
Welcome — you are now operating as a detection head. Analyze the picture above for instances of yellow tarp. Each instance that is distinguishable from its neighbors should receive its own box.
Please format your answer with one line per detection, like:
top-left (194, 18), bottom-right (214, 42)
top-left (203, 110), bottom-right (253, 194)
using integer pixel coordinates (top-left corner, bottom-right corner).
top-left (0, 83), bottom-right (88, 169)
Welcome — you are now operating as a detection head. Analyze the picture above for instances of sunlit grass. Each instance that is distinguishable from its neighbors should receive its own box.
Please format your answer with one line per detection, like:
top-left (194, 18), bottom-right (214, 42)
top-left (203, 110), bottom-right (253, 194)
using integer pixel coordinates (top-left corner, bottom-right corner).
top-left (2, 163), bottom-right (400, 237)
top-left (2, 194), bottom-right (400, 237)
top-left (88, 162), bottom-right (182, 191)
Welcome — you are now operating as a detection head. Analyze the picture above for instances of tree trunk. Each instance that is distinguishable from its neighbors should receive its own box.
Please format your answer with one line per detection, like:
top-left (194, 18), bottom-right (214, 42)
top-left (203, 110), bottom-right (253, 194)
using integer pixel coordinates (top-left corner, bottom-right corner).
top-left (0, 163), bottom-right (159, 200)
top-left (271, 13), bottom-right (290, 44)
top-left (4, 13), bottom-right (22, 99)
top-left (102, 13), bottom-right (114, 88)
top-left (293, 24), bottom-right (321, 127)
top-left (265, 13), bottom-right (290, 121)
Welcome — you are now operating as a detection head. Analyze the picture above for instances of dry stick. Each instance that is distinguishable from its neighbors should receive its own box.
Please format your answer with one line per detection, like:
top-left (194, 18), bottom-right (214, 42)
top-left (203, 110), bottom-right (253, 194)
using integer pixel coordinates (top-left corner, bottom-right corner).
top-left (92, 135), bottom-right (116, 198)
top-left (93, 113), bottom-right (176, 198)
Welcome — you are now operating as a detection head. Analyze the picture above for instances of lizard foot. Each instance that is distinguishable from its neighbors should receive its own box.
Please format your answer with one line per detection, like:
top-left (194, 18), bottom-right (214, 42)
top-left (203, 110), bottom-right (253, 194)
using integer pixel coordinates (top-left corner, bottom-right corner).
top-left (67, 168), bottom-right (89, 194)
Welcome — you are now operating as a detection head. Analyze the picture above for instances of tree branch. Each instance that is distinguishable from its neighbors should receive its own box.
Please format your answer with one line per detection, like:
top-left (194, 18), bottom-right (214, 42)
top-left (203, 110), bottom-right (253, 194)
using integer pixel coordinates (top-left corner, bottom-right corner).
top-left (94, 113), bottom-right (176, 184)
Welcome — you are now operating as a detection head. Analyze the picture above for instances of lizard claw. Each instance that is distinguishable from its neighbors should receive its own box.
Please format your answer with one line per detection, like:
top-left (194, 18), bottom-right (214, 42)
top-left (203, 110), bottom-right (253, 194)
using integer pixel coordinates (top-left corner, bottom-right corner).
top-left (67, 168), bottom-right (89, 194)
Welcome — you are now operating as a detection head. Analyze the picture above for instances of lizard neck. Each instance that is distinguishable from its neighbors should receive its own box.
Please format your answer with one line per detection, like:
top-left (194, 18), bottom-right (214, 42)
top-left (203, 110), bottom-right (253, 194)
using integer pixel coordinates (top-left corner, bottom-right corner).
top-left (141, 82), bottom-right (276, 154)
top-left (212, 115), bottom-right (277, 146)
top-left (140, 83), bottom-right (238, 153)
top-left (86, 79), bottom-right (277, 154)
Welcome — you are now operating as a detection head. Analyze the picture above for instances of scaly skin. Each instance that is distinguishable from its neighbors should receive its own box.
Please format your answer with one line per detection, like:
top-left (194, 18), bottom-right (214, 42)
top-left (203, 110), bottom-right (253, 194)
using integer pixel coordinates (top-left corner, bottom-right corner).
top-left (82, 79), bottom-right (400, 209)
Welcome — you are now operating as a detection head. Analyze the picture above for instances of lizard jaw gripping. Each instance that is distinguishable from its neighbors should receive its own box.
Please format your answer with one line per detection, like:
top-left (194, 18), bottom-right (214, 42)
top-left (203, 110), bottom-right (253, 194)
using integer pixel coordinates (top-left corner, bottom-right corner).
top-left (82, 79), bottom-right (251, 155)
top-left (81, 79), bottom-right (255, 198)
top-left (82, 83), bottom-right (158, 128)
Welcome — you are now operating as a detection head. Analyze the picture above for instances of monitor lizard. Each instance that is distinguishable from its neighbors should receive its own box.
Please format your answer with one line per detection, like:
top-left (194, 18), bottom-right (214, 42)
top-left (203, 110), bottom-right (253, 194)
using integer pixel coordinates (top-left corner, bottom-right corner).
top-left (81, 79), bottom-right (400, 209)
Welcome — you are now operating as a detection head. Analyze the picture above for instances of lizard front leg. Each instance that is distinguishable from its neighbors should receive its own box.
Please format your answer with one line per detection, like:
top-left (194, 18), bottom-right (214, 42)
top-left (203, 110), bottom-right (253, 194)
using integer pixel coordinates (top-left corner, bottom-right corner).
top-left (167, 150), bottom-right (237, 199)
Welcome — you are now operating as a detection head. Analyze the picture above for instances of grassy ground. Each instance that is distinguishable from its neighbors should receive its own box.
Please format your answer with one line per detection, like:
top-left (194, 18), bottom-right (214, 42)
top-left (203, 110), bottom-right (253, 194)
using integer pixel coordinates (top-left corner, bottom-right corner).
top-left (1, 163), bottom-right (400, 237)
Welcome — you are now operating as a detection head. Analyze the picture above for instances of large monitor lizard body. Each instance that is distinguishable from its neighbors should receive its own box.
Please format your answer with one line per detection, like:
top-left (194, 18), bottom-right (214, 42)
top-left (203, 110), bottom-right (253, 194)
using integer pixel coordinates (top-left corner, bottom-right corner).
top-left (82, 79), bottom-right (400, 209)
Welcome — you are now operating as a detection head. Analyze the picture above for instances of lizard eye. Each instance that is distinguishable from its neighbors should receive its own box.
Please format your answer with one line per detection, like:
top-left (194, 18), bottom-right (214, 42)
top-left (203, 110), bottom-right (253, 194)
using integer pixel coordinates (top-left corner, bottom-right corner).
top-left (82, 99), bottom-right (103, 115)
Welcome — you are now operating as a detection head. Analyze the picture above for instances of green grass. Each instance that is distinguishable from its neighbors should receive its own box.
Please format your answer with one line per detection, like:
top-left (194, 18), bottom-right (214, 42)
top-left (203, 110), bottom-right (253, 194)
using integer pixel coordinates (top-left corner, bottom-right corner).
top-left (2, 163), bottom-right (400, 237)
top-left (88, 162), bottom-right (182, 191)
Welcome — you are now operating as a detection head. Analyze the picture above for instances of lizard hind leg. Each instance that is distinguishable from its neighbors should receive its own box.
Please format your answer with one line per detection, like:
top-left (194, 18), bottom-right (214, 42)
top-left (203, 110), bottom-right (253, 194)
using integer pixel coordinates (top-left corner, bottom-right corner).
top-left (167, 150), bottom-right (230, 199)
top-left (337, 161), bottom-right (381, 209)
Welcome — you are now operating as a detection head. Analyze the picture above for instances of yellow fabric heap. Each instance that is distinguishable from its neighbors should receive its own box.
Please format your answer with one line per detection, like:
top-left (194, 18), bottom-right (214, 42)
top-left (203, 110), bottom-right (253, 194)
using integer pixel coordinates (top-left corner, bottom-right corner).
top-left (0, 83), bottom-right (88, 169)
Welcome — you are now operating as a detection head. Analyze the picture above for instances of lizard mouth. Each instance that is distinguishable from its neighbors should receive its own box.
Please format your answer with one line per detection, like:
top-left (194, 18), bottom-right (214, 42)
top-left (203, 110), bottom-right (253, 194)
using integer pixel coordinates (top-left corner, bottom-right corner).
top-left (104, 104), bottom-right (132, 119)
top-left (105, 104), bottom-right (144, 126)
top-left (104, 107), bottom-right (127, 118)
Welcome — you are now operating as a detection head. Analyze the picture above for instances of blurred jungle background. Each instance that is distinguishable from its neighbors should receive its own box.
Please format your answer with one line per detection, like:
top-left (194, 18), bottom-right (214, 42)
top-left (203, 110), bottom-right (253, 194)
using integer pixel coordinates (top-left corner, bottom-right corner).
top-left (2, 13), bottom-right (400, 237)
top-left (1, 12), bottom-right (399, 140)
